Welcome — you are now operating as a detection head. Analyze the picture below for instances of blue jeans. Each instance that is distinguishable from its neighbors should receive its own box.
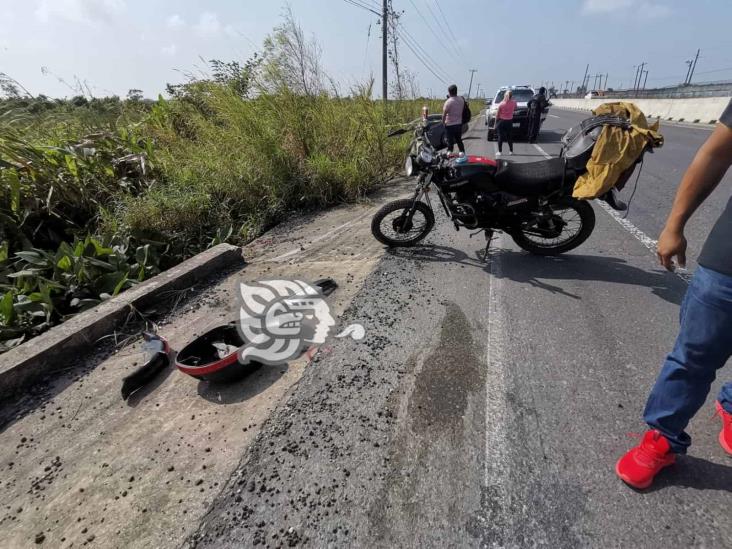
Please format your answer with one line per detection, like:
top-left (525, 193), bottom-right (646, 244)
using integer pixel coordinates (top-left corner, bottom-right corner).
top-left (644, 265), bottom-right (732, 453)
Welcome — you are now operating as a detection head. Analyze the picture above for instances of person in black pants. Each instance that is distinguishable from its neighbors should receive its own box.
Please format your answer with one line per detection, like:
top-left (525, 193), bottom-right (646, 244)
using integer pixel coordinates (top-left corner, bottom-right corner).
top-left (527, 87), bottom-right (548, 143)
top-left (442, 84), bottom-right (466, 154)
top-left (495, 89), bottom-right (517, 156)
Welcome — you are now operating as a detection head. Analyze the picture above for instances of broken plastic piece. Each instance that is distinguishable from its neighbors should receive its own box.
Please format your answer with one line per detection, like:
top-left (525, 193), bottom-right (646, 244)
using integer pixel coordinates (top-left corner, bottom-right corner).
top-left (121, 333), bottom-right (170, 400)
top-left (176, 322), bottom-right (261, 383)
top-left (313, 277), bottom-right (338, 296)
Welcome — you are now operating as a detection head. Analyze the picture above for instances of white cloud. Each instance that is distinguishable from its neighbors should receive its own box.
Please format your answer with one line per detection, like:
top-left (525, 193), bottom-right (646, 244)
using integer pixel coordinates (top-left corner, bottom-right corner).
top-left (582, 0), bottom-right (634, 13)
top-left (224, 24), bottom-right (238, 38)
top-left (166, 14), bottom-right (184, 28)
top-left (581, 0), bottom-right (671, 17)
top-left (161, 43), bottom-right (177, 56)
top-left (35, 0), bottom-right (125, 25)
top-left (638, 2), bottom-right (672, 18)
top-left (195, 12), bottom-right (221, 36)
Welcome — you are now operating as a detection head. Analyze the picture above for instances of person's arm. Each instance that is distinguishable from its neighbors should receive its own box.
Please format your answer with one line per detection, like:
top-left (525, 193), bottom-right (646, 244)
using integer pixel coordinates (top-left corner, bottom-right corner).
top-left (658, 122), bottom-right (732, 270)
top-left (442, 100), bottom-right (448, 124)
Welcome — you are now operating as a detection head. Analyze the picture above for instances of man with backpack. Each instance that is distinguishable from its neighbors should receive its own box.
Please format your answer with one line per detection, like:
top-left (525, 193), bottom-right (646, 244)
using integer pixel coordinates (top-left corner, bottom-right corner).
top-left (442, 84), bottom-right (470, 154)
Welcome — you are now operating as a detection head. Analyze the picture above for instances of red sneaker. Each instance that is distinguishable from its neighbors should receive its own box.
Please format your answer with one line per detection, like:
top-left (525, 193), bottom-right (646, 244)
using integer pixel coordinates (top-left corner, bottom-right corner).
top-left (715, 401), bottom-right (732, 455)
top-left (615, 430), bottom-right (676, 489)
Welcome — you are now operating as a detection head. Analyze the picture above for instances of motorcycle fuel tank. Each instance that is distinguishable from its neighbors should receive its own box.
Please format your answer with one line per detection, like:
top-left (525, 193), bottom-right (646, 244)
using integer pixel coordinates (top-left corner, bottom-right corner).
top-left (451, 155), bottom-right (499, 192)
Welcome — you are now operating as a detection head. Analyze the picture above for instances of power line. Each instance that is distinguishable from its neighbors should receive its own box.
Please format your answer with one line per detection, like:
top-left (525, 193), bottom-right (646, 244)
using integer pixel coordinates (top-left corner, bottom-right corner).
top-left (396, 28), bottom-right (450, 83)
top-left (406, 0), bottom-right (459, 63)
top-left (397, 22), bottom-right (453, 81)
top-left (362, 22), bottom-right (372, 69)
top-left (423, 1), bottom-right (463, 61)
top-left (341, 0), bottom-right (381, 16)
top-left (433, 0), bottom-right (463, 57)
top-left (395, 28), bottom-right (448, 84)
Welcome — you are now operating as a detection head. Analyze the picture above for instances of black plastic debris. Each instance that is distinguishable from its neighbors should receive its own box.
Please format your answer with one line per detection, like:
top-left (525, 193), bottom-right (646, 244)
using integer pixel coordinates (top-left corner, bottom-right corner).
top-left (121, 333), bottom-right (170, 400)
top-left (313, 277), bottom-right (338, 296)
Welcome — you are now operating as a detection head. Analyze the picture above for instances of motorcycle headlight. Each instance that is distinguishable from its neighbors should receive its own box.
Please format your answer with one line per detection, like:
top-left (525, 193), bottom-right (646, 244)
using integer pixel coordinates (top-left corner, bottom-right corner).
top-left (419, 149), bottom-right (433, 165)
top-left (405, 155), bottom-right (415, 177)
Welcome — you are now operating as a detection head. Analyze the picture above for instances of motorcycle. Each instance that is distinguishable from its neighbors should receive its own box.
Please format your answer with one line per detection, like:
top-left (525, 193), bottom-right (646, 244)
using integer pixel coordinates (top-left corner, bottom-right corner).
top-left (371, 114), bottom-right (646, 257)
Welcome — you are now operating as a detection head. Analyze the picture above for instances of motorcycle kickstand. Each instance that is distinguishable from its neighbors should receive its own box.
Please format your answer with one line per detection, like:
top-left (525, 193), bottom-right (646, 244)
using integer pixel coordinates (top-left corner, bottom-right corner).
top-left (482, 230), bottom-right (495, 262)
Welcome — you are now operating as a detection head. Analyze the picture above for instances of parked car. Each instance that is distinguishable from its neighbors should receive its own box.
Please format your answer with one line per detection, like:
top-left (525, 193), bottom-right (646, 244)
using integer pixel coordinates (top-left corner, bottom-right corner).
top-left (485, 85), bottom-right (546, 140)
top-left (584, 90), bottom-right (600, 99)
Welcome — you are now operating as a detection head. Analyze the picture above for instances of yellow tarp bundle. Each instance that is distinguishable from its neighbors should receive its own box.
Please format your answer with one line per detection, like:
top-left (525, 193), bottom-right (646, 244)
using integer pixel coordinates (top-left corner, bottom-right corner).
top-left (572, 102), bottom-right (664, 199)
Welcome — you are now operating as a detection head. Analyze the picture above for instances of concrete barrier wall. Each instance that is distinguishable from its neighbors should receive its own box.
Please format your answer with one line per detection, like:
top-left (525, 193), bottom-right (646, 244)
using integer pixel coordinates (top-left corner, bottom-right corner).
top-left (552, 97), bottom-right (731, 124)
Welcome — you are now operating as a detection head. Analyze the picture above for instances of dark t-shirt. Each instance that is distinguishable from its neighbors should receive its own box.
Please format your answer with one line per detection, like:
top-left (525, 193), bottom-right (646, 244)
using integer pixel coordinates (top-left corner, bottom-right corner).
top-left (697, 99), bottom-right (732, 275)
top-left (528, 93), bottom-right (547, 117)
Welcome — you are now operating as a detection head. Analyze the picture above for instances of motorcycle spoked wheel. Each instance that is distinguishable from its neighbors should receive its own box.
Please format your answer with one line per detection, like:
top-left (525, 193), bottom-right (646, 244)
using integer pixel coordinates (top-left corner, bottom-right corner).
top-left (371, 199), bottom-right (435, 247)
top-left (511, 200), bottom-right (595, 256)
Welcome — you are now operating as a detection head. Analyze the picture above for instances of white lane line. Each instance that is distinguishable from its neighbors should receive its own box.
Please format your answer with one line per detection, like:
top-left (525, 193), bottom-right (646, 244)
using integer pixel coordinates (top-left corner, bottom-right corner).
top-left (269, 209), bottom-right (374, 262)
top-left (596, 201), bottom-right (692, 283)
top-left (548, 114), bottom-right (560, 118)
top-left (484, 232), bottom-right (510, 535)
top-left (533, 144), bottom-right (552, 159)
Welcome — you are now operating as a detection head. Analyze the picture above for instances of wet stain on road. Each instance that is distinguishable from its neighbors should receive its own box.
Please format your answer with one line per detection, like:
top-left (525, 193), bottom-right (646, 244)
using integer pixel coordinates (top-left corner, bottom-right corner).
top-left (409, 302), bottom-right (483, 432)
top-left (369, 301), bottom-right (487, 546)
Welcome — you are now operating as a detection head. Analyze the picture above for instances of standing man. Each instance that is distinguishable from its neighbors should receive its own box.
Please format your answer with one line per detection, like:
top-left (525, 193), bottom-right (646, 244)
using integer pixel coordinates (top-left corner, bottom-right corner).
top-left (616, 99), bottom-right (732, 490)
top-left (442, 84), bottom-right (466, 155)
top-left (527, 86), bottom-right (548, 143)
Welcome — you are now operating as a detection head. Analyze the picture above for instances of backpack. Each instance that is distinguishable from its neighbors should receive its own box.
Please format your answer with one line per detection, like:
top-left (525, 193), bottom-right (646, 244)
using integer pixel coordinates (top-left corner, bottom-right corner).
top-left (461, 97), bottom-right (471, 124)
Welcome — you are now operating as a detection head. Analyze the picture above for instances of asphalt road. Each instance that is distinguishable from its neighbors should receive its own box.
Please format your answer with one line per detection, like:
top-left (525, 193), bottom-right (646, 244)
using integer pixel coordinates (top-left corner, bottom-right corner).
top-left (190, 110), bottom-right (732, 548)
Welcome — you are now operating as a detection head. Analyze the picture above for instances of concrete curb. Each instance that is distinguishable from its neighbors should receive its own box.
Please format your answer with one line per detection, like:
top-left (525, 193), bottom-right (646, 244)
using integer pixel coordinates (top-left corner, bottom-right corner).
top-left (0, 243), bottom-right (244, 400)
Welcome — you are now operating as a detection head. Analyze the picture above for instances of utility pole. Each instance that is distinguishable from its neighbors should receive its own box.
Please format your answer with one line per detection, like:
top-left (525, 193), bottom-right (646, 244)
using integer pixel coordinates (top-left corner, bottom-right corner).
top-left (582, 64), bottom-right (589, 92)
top-left (475, 83), bottom-right (481, 98)
top-left (633, 63), bottom-right (642, 92)
top-left (642, 69), bottom-right (649, 91)
top-left (688, 48), bottom-right (700, 84)
top-left (684, 60), bottom-right (693, 85)
top-left (634, 62), bottom-right (646, 96)
top-left (382, 0), bottom-right (388, 103)
top-left (604, 73), bottom-right (609, 90)
top-left (467, 69), bottom-right (477, 98)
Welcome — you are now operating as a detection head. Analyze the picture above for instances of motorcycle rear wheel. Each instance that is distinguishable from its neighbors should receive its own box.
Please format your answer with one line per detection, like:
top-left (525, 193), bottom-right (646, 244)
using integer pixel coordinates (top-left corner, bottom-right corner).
top-left (511, 200), bottom-right (595, 256)
top-left (371, 199), bottom-right (435, 247)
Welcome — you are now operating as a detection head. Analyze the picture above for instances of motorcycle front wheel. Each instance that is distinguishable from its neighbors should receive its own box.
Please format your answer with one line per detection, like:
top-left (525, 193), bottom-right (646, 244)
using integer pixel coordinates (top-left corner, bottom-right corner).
top-left (511, 199), bottom-right (595, 256)
top-left (371, 198), bottom-right (435, 247)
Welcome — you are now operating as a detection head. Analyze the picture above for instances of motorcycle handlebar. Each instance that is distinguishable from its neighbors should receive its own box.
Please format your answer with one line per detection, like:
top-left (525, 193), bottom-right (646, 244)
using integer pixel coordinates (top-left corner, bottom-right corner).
top-left (387, 128), bottom-right (409, 137)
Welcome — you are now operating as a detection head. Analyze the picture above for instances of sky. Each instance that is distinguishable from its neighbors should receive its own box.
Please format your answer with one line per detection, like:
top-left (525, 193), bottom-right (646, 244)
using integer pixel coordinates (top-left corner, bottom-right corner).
top-left (2, 0), bottom-right (732, 99)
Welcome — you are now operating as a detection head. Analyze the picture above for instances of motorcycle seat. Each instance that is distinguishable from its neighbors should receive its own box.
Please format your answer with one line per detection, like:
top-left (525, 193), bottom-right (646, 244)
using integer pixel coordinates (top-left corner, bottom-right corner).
top-left (494, 158), bottom-right (572, 195)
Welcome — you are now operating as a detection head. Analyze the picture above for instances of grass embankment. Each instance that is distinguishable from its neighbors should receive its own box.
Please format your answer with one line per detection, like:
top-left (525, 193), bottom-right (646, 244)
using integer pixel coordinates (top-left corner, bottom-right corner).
top-left (0, 6), bottom-right (484, 350)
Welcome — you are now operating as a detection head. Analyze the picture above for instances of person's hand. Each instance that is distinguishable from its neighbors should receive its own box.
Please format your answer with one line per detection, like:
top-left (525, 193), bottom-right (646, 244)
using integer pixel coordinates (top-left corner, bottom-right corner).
top-left (657, 226), bottom-right (687, 271)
